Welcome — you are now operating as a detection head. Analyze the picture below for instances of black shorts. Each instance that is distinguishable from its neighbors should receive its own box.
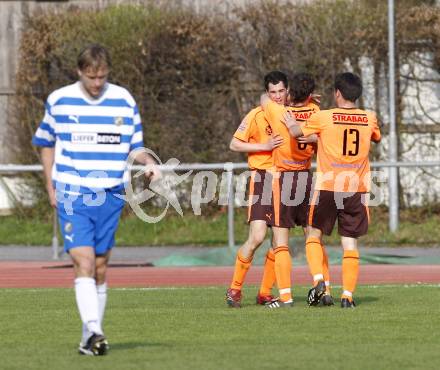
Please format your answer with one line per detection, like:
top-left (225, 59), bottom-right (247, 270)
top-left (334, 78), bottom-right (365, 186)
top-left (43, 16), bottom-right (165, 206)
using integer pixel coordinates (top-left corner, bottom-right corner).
top-left (308, 190), bottom-right (369, 238)
top-left (247, 169), bottom-right (274, 224)
top-left (268, 170), bottom-right (312, 228)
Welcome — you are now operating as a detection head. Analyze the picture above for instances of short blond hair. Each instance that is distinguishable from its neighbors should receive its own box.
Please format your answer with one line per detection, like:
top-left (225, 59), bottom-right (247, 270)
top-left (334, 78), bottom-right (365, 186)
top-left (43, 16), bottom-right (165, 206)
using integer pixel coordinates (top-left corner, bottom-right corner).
top-left (77, 44), bottom-right (111, 71)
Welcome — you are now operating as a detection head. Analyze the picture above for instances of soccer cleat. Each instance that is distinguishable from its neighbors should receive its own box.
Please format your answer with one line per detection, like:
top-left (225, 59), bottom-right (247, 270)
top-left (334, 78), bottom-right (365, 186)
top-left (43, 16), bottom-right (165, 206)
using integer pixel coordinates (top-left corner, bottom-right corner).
top-left (307, 280), bottom-right (326, 306)
top-left (256, 293), bottom-right (277, 305)
top-left (265, 299), bottom-right (293, 309)
top-left (321, 293), bottom-right (334, 306)
top-left (341, 298), bottom-right (356, 309)
top-left (78, 333), bottom-right (109, 356)
top-left (226, 288), bottom-right (242, 308)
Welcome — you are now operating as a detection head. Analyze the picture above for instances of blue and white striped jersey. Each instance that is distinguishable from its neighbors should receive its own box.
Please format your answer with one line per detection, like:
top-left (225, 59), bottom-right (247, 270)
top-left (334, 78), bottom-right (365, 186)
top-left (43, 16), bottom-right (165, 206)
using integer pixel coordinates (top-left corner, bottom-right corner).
top-left (32, 81), bottom-right (144, 194)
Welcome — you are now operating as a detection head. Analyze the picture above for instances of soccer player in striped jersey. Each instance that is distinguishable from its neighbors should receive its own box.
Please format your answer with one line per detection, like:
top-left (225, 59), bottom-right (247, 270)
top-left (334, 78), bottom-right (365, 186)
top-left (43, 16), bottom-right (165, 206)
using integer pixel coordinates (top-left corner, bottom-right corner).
top-left (32, 44), bottom-right (160, 354)
top-left (282, 72), bottom-right (381, 308)
top-left (226, 71), bottom-right (285, 308)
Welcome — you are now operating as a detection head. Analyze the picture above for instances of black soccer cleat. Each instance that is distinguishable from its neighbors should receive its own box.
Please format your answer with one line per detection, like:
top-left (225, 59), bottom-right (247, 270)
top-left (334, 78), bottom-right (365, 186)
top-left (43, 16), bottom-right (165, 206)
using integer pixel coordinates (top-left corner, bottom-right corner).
top-left (78, 333), bottom-right (109, 356)
top-left (307, 280), bottom-right (326, 306)
top-left (341, 298), bottom-right (356, 309)
top-left (321, 293), bottom-right (334, 306)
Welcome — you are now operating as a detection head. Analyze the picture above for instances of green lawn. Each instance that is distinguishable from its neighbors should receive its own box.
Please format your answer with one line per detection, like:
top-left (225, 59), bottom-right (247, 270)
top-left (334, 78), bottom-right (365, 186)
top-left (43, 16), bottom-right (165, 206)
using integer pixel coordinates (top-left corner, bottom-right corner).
top-left (0, 207), bottom-right (439, 246)
top-left (1, 285), bottom-right (440, 369)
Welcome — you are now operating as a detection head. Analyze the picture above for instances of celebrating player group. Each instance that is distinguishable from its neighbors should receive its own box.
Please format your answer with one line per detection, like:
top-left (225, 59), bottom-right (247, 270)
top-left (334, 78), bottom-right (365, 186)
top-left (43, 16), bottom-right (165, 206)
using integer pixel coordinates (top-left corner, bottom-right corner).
top-left (226, 70), bottom-right (381, 309)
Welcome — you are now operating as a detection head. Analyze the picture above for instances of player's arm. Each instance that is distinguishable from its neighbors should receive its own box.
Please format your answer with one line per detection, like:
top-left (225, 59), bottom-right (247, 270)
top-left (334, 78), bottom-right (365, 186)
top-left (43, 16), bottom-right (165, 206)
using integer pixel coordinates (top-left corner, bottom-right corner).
top-left (310, 93), bottom-right (321, 105)
top-left (40, 147), bottom-right (56, 208)
top-left (298, 133), bottom-right (318, 144)
top-left (33, 100), bottom-right (57, 207)
top-left (282, 111), bottom-right (323, 141)
top-left (230, 135), bottom-right (283, 153)
top-left (132, 151), bottom-right (162, 182)
top-left (128, 102), bottom-right (161, 181)
top-left (281, 111), bottom-right (304, 138)
top-left (259, 95), bottom-right (318, 144)
top-left (260, 94), bottom-right (289, 133)
top-left (260, 93), bottom-right (271, 110)
top-left (371, 116), bottom-right (382, 143)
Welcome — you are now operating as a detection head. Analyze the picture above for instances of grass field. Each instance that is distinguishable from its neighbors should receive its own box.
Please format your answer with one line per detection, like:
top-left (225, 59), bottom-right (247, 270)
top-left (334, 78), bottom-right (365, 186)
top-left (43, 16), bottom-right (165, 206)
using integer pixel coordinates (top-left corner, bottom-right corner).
top-left (2, 285), bottom-right (440, 370)
top-left (0, 208), bottom-right (439, 246)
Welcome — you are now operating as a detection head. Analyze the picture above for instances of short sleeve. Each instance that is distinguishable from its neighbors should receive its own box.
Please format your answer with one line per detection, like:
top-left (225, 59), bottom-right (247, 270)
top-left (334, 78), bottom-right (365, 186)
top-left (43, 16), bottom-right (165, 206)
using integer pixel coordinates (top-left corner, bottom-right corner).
top-left (130, 104), bottom-right (144, 150)
top-left (233, 111), bottom-right (256, 142)
top-left (32, 102), bottom-right (56, 147)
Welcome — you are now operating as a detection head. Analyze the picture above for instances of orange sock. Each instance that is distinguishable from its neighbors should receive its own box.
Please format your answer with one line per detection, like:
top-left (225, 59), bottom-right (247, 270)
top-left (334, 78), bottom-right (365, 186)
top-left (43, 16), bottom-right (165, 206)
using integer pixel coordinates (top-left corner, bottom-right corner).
top-left (305, 237), bottom-right (324, 283)
top-left (274, 246), bottom-right (292, 302)
top-left (322, 244), bottom-right (331, 293)
top-left (259, 249), bottom-right (276, 296)
top-left (230, 251), bottom-right (253, 290)
top-left (342, 250), bottom-right (360, 299)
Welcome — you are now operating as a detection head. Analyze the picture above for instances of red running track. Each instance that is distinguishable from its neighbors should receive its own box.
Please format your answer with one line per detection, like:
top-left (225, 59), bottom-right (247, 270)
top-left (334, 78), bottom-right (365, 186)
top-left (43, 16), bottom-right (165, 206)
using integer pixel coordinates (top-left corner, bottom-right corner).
top-left (0, 262), bottom-right (439, 288)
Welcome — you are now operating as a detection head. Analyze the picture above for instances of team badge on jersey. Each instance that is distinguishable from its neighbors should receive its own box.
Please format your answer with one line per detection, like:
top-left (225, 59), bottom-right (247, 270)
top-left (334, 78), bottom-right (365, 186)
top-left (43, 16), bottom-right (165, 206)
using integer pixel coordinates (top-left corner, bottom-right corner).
top-left (114, 117), bottom-right (124, 126)
top-left (237, 117), bottom-right (248, 132)
top-left (265, 125), bottom-right (273, 135)
top-left (64, 222), bottom-right (73, 233)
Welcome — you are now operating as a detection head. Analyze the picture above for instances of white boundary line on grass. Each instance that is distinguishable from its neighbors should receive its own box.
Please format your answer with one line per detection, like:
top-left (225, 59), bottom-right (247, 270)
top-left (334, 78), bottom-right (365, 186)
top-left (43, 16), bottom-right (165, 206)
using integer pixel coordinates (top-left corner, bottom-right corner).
top-left (1, 284), bottom-right (439, 293)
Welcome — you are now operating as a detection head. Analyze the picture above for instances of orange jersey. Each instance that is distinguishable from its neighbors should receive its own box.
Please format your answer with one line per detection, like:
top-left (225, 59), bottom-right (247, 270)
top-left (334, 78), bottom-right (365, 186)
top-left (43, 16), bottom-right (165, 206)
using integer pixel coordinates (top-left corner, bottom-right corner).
top-left (264, 100), bottom-right (318, 171)
top-left (301, 108), bottom-right (381, 192)
top-left (233, 107), bottom-right (273, 170)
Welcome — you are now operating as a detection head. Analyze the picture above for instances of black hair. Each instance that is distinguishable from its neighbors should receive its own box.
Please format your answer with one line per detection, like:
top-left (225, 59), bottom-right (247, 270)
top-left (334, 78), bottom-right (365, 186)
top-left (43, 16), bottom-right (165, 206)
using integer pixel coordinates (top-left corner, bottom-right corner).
top-left (334, 72), bottom-right (362, 102)
top-left (264, 70), bottom-right (289, 91)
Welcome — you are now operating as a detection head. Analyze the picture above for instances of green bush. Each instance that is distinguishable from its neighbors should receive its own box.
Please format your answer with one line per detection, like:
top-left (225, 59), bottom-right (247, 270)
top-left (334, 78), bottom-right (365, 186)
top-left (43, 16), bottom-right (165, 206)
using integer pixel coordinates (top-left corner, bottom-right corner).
top-left (15, 4), bottom-right (241, 164)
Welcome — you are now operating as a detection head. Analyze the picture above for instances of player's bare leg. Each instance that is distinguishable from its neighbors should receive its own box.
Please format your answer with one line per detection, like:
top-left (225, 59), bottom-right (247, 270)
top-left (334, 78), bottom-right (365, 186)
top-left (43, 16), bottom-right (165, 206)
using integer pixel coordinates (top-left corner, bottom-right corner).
top-left (95, 251), bottom-right (111, 326)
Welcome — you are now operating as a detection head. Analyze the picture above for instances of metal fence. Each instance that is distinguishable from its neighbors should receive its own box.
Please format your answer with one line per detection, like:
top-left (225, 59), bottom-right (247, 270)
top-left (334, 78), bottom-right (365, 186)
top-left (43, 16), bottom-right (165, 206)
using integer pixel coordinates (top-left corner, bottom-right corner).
top-left (0, 161), bottom-right (440, 259)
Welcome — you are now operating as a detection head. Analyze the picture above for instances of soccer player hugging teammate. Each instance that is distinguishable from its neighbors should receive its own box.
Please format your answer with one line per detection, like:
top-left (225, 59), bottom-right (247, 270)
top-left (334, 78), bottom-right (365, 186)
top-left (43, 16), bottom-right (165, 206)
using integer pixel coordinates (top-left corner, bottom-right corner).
top-left (32, 44), bottom-right (160, 355)
top-left (259, 72), bottom-right (318, 309)
top-left (288, 73), bottom-right (333, 306)
top-left (226, 71), bottom-right (285, 308)
top-left (282, 72), bottom-right (381, 308)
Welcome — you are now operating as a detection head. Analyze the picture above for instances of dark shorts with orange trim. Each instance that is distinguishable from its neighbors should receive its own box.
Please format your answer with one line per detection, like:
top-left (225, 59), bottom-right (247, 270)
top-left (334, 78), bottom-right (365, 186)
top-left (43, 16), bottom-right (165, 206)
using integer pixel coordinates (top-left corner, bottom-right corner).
top-left (247, 169), bottom-right (274, 224)
top-left (308, 190), bottom-right (369, 238)
top-left (268, 170), bottom-right (312, 229)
